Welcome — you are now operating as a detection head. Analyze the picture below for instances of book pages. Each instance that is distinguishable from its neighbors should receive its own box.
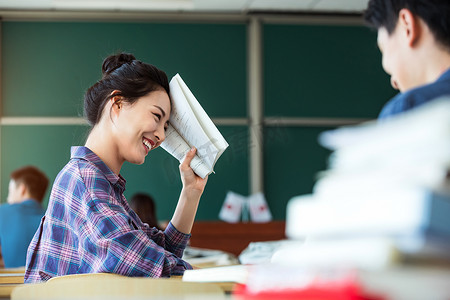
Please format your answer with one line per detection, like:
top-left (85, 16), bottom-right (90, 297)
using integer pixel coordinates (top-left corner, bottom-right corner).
top-left (160, 74), bottom-right (229, 178)
top-left (161, 125), bottom-right (209, 177)
top-left (173, 74), bottom-right (229, 165)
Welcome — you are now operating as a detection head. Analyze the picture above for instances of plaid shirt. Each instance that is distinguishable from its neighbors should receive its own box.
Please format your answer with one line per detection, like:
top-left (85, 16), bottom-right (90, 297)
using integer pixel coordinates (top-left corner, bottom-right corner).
top-left (24, 146), bottom-right (192, 283)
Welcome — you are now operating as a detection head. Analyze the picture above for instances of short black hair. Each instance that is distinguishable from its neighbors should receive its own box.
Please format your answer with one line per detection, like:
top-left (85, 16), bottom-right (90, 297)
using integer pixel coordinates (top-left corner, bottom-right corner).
top-left (364, 0), bottom-right (450, 51)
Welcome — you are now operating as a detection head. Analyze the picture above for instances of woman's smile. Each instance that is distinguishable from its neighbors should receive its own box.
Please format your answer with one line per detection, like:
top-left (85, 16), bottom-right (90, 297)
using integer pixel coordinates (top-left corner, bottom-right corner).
top-left (142, 137), bottom-right (155, 154)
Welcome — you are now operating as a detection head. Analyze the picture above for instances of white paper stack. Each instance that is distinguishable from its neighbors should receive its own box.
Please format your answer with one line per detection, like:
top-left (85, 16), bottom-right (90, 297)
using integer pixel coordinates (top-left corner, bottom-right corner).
top-left (282, 97), bottom-right (450, 270)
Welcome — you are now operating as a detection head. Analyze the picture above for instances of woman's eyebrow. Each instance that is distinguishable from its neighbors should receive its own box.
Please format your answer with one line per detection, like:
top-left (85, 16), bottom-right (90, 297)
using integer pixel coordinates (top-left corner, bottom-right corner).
top-left (154, 105), bottom-right (166, 117)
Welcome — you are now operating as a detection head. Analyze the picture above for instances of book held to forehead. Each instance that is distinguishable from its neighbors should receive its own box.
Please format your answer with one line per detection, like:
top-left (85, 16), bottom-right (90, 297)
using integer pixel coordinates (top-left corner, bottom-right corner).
top-left (161, 74), bottom-right (229, 179)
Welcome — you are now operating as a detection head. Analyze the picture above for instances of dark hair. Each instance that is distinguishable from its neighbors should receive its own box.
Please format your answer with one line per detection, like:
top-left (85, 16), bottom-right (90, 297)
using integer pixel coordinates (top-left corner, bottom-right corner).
top-left (364, 0), bottom-right (450, 51)
top-left (10, 166), bottom-right (49, 203)
top-left (84, 53), bottom-right (170, 126)
top-left (129, 193), bottom-right (161, 230)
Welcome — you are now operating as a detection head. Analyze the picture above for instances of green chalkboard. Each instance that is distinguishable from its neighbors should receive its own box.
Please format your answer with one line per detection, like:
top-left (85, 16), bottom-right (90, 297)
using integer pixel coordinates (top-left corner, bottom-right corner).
top-left (2, 21), bottom-right (247, 118)
top-left (264, 126), bottom-right (333, 220)
top-left (264, 24), bottom-right (397, 119)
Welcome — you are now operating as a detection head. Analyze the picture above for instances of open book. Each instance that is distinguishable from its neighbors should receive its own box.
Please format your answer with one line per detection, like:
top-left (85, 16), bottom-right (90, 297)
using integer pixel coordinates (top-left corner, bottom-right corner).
top-left (160, 74), bottom-right (229, 179)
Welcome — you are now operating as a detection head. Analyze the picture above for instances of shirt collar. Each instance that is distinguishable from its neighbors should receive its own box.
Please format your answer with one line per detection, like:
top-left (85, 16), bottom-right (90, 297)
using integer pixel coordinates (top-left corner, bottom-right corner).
top-left (437, 68), bottom-right (450, 82)
top-left (11, 199), bottom-right (42, 207)
top-left (70, 146), bottom-right (126, 191)
top-left (22, 199), bottom-right (41, 206)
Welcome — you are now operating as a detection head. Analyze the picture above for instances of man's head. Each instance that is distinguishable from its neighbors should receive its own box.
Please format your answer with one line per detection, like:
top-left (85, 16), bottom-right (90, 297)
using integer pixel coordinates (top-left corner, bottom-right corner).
top-left (364, 0), bottom-right (450, 91)
top-left (7, 166), bottom-right (49, 204)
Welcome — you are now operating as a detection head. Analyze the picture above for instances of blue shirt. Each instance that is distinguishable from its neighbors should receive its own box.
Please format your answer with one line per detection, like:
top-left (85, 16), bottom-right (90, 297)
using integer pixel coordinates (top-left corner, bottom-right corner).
top-left (25, 146), bottom-right (191, 283)
top-left (0, 199), bottom-right (44, 268)
top-left (378, 68), bottom-right (450, 119)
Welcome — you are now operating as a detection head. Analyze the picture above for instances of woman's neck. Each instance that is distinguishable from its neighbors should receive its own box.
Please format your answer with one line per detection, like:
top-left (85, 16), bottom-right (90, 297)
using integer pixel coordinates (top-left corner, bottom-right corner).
top-left (85, 125), bottom-right (123, 175)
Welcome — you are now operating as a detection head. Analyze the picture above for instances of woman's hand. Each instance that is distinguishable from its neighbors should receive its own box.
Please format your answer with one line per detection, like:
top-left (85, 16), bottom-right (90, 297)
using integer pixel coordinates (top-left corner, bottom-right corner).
top-left (179, 148), bottom-right (208, 196)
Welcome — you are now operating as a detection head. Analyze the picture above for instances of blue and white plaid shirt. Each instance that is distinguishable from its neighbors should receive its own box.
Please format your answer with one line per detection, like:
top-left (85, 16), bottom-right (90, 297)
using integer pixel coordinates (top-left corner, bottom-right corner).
top-left (25, 146), bottom-right (192, 283)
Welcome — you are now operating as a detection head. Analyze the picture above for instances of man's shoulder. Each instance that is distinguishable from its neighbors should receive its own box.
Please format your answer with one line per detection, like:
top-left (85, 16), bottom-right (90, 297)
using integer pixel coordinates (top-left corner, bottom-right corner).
top-left (0, 203), bottom-right (24, 227)
top-left (0, 204), bottom-right (7, 220)
top-left (379, 78), bottom-right (450, 119)
top-left (0, 203), bottom-right (13, 214)
top-left (0, 201), bottom-right (43, 214)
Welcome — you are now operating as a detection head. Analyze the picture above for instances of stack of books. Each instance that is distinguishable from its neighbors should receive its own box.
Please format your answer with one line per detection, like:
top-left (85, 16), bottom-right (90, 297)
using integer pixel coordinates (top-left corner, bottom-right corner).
top-left (281, 98), bottom-right (450, 269)
top-left (264, 98), bottom-right (450, 299)
top-left (183, 99), bottom-right (450, 299)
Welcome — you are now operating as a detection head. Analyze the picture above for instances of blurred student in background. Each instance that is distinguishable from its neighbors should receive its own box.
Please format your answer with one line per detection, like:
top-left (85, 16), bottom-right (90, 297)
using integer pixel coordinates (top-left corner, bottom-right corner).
top-left (129, 192), bottom-right (164, 231)
top-left (364, 0), bottom-right (450, 119)
top-left (0, 166), bottom-right (49, 268)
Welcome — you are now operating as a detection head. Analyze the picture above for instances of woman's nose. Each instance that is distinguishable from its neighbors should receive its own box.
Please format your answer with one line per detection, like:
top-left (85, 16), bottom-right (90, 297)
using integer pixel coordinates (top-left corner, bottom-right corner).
top-left (155, 127), bottom-right (165, 143)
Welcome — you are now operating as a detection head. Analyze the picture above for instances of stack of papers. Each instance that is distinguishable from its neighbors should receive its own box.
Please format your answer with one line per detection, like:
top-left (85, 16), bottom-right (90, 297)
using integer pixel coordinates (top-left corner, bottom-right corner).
top-left (315, 98), bottom-right (450, 200)
top-left (282, 98), bottom-right (450, 271)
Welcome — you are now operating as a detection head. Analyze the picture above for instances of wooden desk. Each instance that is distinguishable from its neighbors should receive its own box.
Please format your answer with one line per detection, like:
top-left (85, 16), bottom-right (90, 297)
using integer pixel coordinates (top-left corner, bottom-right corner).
top-left (189, 221), bottom-right (286, 256)
top-left (11, 273), bottom-right (227, 300)
top-left (0, 272), bottom-right (25, 299)
top-left (0, 274), bottom-right (24, 284)
top-left (0, 268), bottom-right (25, 274)
top-left (0, 267), bottom-right (234, 299)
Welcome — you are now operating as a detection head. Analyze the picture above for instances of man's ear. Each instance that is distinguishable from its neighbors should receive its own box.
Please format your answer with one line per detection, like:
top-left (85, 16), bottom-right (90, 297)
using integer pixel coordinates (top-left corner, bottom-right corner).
top-left (398, 8), bottom-right (421, 47)
top-left (17, 182), bottom-right (28, 198)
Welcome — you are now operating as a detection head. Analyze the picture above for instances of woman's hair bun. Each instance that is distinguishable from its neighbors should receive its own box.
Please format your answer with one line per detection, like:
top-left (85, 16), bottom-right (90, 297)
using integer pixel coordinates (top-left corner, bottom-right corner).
top-left (101, 52), bottom-right (136, 76)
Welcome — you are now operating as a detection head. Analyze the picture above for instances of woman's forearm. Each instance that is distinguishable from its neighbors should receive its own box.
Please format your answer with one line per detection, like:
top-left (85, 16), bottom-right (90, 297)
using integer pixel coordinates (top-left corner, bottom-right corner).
top-left (170, 188), bottom-right (202, 234)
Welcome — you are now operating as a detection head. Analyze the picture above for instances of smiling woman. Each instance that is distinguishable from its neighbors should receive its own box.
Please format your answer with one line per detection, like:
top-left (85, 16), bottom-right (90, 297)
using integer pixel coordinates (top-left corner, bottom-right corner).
top-left (87, 89), bottom-right (171, 172)
top-left (23, 53), bottom-right (208, 283)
